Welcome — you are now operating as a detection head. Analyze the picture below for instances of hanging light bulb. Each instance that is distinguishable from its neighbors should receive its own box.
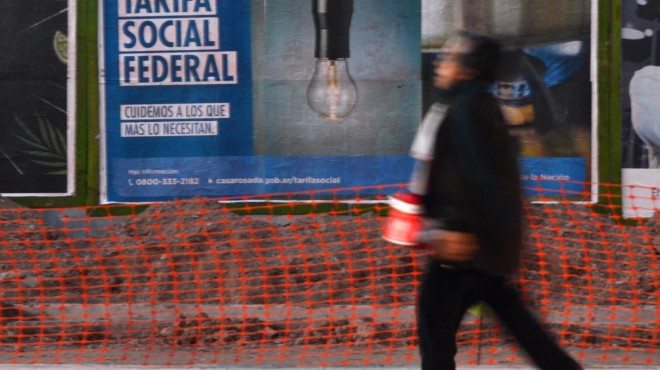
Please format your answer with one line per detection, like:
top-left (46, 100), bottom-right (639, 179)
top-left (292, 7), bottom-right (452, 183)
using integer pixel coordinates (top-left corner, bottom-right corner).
top-left (307, 58), bottom-right (357, 121)
top-left (307, 0), bottom-right (357, 121)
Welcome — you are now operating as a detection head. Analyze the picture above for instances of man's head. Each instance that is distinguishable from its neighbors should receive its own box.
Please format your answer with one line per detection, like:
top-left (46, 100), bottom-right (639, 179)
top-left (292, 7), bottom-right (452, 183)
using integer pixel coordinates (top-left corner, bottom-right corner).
top-left (433, 30), bottom-right (501, 89)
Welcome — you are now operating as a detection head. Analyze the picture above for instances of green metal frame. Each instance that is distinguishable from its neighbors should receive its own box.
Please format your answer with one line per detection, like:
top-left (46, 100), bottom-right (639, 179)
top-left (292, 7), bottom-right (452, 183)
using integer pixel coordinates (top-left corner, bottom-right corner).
top-left (597, 0), bottom-right (623, 202)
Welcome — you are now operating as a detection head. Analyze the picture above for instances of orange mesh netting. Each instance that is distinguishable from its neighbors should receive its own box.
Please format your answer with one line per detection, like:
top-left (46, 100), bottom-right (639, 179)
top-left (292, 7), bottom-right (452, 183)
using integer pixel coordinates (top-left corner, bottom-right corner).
top-left (0, 182), bottom-right (657, 367)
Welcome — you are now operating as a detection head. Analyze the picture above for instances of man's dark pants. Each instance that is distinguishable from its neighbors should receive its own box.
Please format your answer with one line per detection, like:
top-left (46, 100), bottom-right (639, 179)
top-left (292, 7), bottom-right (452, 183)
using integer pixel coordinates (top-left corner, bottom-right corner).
top-left (417, 260), bottom-right (583, 370)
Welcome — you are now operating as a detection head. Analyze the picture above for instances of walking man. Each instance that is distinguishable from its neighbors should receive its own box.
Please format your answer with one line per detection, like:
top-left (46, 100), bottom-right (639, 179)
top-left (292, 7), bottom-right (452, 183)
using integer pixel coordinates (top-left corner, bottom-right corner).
top-left (414, 30), bottom-right (584, 370)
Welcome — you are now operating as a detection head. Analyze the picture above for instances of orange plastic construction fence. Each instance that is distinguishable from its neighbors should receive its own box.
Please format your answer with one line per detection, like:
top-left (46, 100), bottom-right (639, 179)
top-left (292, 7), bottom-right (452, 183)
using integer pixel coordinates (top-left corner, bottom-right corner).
top-left (0, 182), bottom-right (657, 367)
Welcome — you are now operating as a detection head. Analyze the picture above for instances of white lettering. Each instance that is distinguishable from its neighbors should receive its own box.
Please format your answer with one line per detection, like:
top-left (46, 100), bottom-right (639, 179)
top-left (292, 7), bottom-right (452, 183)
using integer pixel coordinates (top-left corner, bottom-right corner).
top-left (121, 121), bottom-right (219, 137)
top-left (120, 18), bottom-right (218, 52)
top-left (120, 52), bottom-right (237, 86)
top-left (119, 0), bottom-right (215, 17)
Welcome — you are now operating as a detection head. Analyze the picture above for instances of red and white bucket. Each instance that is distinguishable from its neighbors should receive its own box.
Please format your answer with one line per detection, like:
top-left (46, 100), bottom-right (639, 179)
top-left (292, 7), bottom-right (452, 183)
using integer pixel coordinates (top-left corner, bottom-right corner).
top-left (383, 192), bottom-right (426, 248)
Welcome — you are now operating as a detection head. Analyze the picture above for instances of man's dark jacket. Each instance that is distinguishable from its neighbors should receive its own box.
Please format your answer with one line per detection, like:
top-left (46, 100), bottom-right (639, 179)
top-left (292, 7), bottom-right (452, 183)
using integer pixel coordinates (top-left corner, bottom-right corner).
top-left (422, 79), bottom-right (523, 276)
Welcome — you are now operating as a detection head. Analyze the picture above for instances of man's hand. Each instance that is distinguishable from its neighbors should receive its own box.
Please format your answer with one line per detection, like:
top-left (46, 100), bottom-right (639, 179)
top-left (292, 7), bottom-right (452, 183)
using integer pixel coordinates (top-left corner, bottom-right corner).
top-left (418, 230), bottom-right (479, 262)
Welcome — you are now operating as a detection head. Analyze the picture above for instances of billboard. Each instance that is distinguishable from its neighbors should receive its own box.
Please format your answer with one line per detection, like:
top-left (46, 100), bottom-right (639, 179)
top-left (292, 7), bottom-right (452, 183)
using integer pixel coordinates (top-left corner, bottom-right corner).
top-left (0, 0), bottom-right (76, 196)
top-left (100, 0), bottom-right (595, 203)
top-left (621, 0), bottom-right (660, 217)
top-left (100, 0), bottom-right (420, 202)
top-left (421, 0), bottom-right (594, 199)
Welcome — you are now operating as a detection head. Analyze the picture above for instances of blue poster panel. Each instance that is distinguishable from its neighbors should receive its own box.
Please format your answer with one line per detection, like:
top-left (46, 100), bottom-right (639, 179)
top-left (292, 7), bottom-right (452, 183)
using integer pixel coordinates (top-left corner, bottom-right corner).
top-left (519, 157), bottom-right (587, 197)
top-left (100, 0), bottom-right (421, 202)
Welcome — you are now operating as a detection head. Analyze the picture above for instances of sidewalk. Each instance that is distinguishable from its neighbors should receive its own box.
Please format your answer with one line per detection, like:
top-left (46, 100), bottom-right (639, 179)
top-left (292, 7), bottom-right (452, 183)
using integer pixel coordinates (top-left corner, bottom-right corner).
top-left (3, 366), bottom-right (658, 369)
top-left (0, 303), bottom-right (655, 368)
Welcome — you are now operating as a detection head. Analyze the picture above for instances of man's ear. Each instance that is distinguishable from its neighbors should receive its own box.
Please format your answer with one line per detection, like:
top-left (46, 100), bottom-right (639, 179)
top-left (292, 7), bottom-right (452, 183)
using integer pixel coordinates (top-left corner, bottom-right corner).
top-left (458, 66), bottom-right (479, 81)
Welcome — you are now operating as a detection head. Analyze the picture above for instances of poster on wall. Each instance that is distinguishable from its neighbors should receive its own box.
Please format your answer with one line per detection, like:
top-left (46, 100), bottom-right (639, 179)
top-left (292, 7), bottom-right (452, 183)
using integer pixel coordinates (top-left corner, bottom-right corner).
top-left (621, 0), bottom-right (660, 217)
top-left (100, 0), bottom-right (595, 203)
top-left (422, 0), bottom-right (595, 200)
top-left (100, 0), bottom-right (421, 203)
top-left (0, 0), bottom-right (76, 196)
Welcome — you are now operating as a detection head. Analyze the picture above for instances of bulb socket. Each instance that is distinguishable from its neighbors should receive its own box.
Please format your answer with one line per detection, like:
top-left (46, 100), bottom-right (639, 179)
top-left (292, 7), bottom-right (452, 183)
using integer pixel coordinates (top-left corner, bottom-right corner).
top-left (312, 0), bottom-right (353, 59)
